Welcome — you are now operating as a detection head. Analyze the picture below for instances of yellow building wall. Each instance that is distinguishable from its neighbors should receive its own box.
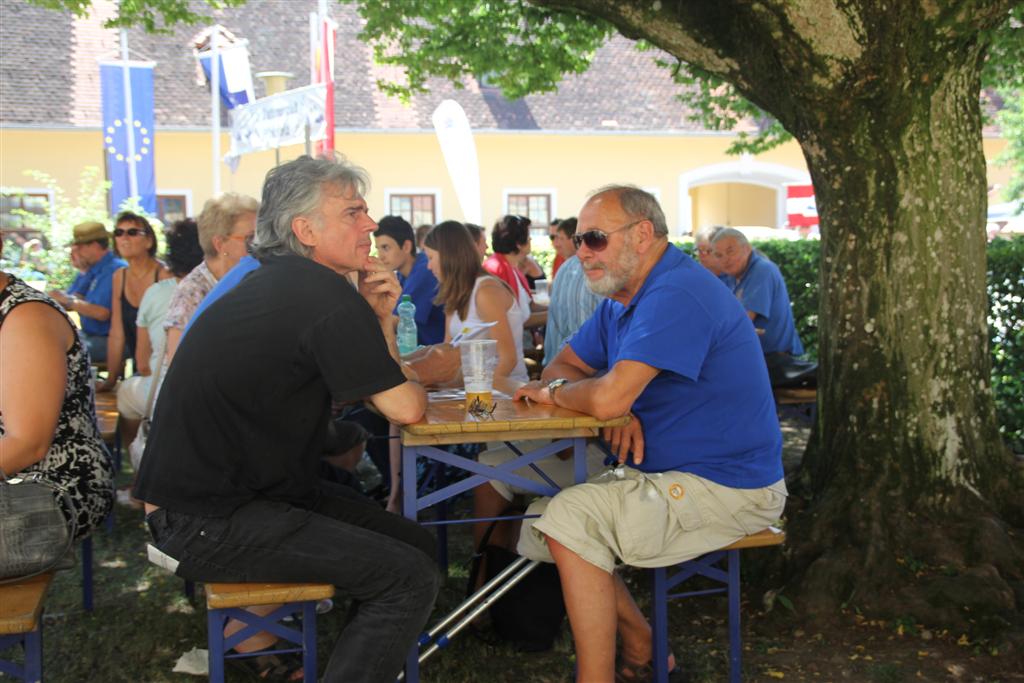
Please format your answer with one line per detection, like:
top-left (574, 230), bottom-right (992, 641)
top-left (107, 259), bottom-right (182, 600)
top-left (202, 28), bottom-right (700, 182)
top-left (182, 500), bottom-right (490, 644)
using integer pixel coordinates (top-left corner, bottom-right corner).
top-left (0, 126), bottom-right (1010, 235)
top-left (691, 183), bottom-right (777, 229)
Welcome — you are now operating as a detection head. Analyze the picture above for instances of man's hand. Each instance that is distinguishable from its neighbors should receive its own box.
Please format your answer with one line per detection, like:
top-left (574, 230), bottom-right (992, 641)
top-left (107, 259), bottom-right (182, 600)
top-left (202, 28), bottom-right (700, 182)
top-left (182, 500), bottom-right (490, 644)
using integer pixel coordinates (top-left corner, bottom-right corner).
top-left (513, 380), bottom-right (554, 405)
top-left (49, 290), bottom-right (71, 308)
top-left (358, 256), bottom-right (401, 321)
top-left (602, 412), bottom-right (644, 466)
top-left (406, 344), bottom-right (461, 387)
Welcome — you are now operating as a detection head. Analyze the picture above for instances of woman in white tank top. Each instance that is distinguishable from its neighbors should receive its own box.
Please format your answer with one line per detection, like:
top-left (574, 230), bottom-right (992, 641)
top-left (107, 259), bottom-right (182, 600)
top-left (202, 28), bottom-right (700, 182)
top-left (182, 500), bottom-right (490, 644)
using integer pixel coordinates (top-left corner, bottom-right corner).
top-left (423, 222), bottom-right (529, 389)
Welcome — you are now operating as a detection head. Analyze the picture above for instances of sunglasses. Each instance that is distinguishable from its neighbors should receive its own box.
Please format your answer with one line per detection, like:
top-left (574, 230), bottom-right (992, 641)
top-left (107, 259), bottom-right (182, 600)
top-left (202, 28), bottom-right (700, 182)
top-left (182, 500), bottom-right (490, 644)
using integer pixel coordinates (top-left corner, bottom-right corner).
top-left (572, 218), bottom-right (647, 252)
top-left (113, 227), bottom-right (147, 238)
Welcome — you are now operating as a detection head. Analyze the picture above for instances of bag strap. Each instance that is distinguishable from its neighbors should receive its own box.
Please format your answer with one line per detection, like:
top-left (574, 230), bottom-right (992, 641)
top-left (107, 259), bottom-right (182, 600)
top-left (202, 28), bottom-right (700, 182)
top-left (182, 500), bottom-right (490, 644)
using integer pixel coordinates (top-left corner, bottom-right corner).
top-left (141, 345), bottom-right (166, 420)
top-left (472, 505), bottom-right (525, 555)
top-left (0, 471), bottom-right (79, 585)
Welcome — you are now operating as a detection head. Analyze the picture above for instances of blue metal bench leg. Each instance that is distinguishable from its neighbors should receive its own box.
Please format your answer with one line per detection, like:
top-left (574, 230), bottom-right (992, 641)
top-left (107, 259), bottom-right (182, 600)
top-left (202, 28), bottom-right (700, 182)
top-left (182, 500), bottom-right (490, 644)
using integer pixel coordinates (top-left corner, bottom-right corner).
top-left (651, 567), bottom-right (670, 683)
top-left (728, 549), bottom-right (741, 683)
top-left (23, 628), bottom-right (42, 683)
top-left (302, 600), bottom-right (317, 683)
top-left (207, 609), bottom-right (226, 683)
top-left (81, 535), bottom-right (93, 612)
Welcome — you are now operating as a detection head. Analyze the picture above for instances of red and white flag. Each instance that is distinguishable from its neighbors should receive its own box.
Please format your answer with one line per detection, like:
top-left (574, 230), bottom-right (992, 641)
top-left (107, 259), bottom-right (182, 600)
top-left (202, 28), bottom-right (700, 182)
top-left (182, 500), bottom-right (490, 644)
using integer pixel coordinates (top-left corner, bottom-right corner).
top-left (785, 183), bottom-right (818, 228)
top-left (310, 9), bottom-right (336, 155)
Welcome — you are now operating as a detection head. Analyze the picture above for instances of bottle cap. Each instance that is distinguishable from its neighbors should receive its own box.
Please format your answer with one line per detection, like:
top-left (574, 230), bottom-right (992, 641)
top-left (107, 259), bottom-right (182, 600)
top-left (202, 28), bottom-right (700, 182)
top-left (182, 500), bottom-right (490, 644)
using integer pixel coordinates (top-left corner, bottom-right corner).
top-left (401, 294), bottom-right (412, 302)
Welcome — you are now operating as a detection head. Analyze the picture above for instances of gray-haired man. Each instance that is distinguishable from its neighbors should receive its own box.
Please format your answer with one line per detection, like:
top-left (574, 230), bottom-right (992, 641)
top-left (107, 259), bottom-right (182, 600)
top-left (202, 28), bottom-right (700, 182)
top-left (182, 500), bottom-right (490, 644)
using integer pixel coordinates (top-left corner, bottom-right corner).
top-left (135, 156), bottom-right (438, 683)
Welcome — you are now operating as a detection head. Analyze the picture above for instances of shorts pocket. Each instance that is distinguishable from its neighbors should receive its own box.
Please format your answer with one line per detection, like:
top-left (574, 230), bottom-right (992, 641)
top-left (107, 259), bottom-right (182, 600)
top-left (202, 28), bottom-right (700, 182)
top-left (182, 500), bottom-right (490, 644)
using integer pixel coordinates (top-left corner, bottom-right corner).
top-left (617, 478), bottom-right (674, 564)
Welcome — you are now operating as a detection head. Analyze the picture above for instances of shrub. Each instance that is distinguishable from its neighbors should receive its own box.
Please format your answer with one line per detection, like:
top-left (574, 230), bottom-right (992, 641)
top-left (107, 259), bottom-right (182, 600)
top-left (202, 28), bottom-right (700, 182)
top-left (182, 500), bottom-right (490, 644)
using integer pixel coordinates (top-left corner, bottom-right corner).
top-left (987, 236), bottom-right (1024, 452)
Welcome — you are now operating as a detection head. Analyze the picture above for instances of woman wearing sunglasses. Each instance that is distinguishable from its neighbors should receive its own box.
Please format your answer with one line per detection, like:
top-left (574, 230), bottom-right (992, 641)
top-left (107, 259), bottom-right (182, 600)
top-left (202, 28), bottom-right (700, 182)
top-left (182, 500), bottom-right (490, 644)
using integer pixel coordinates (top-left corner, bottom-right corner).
top-left (97, 211), bottom-right (172, 393)
top-left (161, 192), bottom-right (259, 364)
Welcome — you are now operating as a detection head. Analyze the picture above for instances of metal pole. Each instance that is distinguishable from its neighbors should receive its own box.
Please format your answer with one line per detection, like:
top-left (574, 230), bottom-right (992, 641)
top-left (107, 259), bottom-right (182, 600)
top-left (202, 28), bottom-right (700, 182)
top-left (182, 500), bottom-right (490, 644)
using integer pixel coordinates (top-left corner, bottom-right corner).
top-left (211, 27), bottom-right (221, 195)
top-left (119, 29), bottom-right (138, 205)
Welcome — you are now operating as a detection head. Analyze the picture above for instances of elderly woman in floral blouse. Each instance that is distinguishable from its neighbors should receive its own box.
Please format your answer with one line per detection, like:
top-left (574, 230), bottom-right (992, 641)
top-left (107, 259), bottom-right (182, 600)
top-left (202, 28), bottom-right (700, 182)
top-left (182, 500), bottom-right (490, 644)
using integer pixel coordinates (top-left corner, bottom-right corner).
top-left (162, 193), bottom-right (259, 363)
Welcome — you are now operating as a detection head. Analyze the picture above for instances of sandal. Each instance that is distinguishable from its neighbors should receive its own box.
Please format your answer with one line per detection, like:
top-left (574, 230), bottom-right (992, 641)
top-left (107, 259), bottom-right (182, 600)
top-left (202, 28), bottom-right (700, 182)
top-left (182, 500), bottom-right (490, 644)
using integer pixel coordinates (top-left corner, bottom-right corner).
top-left (615, 657), bottom-right (686, 683)
top-left (230, 652), bottom-right (304, 681)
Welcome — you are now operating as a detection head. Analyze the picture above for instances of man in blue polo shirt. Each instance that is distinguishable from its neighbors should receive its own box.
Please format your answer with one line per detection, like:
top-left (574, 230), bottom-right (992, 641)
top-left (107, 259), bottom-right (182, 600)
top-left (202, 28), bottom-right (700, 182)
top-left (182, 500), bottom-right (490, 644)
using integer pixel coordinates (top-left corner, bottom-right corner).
top-left (514, 185), bottom-right (786, 682)
top-left (373, 215), bottom-right (445, 345)
top-left (712, 227), bottom-right (804, 357)
top-left (49, 221), bottom-right (126, 363)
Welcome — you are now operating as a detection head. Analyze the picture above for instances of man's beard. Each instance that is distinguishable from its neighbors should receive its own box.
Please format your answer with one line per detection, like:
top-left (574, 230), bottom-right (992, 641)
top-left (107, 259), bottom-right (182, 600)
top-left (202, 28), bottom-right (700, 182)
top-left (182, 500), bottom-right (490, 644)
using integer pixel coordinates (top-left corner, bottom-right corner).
top-left (584, 238), bottom-right (639, 297)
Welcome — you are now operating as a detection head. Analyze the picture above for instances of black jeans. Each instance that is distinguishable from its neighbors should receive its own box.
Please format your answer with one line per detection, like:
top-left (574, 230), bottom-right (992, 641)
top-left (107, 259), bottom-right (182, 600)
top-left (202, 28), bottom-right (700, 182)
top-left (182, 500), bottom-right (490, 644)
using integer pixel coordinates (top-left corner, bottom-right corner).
top-left (147, 482), bottom-right (439, 683)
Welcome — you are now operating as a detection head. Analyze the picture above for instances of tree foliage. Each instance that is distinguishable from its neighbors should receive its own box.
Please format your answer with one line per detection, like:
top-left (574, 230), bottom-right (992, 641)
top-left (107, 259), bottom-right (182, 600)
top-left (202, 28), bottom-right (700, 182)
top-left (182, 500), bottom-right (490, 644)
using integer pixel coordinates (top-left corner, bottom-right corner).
top-left (28, 0), bottom-right (247, 32)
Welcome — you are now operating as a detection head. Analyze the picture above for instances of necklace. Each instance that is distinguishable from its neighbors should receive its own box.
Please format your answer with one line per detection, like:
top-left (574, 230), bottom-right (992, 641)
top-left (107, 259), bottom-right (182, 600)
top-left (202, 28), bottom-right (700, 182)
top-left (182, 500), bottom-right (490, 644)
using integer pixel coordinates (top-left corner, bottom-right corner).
top-left (127, 262), bottom-right (156, 280)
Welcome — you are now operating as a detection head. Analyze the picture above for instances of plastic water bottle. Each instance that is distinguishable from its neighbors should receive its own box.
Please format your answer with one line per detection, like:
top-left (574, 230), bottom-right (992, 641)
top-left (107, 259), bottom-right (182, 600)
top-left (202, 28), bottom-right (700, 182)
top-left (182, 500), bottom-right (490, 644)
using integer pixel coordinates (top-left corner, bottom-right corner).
top-left (397, 294), bottom-right (418, 356)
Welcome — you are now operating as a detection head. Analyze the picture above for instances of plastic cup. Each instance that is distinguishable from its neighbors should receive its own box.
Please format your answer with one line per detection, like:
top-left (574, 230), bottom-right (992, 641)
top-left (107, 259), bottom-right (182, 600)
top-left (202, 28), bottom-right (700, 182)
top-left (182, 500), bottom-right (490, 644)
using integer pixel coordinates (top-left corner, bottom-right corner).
top-left (533, 280), bottom-right (550, 306)
top-left (460, 339), bottom-right (498, 411)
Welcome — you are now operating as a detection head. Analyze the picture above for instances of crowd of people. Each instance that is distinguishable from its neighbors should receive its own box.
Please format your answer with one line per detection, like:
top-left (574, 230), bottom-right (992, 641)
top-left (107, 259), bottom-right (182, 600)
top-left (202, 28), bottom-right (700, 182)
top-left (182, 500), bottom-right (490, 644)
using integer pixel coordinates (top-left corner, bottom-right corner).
top-left (0, 153), bottom-right (815, 683)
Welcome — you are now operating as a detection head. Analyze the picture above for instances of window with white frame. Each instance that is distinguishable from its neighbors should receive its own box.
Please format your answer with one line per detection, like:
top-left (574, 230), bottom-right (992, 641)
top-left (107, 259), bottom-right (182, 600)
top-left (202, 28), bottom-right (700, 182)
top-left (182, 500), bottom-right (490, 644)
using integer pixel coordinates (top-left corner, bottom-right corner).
top-left (387, 192), bottom-right (437, 227)
top-left (506, 192), bottom-right (552, 226)
top-left (156, 194), bottom-right (189, 225)
top-left (1, 190), bottom-right (50, 232)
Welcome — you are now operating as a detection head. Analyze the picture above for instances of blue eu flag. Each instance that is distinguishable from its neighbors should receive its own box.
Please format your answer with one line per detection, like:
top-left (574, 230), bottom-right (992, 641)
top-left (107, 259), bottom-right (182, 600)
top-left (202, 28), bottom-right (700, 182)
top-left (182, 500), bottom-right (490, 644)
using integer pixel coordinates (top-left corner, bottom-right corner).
top-left (100, 61), bottom-right (156, 215)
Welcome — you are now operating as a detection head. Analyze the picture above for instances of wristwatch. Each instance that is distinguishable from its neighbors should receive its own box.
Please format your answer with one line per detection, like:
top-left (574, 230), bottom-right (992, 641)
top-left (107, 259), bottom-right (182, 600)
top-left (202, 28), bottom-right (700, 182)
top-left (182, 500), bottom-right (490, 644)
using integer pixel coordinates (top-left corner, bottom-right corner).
top-left (546, 378), bottom-right (569, 401)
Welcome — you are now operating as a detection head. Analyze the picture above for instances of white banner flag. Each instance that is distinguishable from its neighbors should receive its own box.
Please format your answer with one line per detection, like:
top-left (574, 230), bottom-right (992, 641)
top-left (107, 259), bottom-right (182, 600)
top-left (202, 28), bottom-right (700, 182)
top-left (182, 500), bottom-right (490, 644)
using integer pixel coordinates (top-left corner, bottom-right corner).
top-left (226, 83), bottom-right (327, 162)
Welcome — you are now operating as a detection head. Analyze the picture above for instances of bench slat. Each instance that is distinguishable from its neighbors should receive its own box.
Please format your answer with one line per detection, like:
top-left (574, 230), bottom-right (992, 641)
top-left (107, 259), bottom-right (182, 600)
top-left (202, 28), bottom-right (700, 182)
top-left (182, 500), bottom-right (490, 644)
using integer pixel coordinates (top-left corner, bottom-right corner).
top-left (205, 582), bottom-right (334, 609)
top-left (722, 526), bottom-right (785, 551)
top-left (0, 573), bottom-right (54, 634)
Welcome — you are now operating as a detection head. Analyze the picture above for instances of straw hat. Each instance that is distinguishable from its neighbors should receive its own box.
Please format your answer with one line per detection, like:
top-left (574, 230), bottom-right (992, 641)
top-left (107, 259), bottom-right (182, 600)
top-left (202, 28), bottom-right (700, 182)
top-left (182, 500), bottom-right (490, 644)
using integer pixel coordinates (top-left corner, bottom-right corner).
top-left (68, 221), bottom-right (110, 245)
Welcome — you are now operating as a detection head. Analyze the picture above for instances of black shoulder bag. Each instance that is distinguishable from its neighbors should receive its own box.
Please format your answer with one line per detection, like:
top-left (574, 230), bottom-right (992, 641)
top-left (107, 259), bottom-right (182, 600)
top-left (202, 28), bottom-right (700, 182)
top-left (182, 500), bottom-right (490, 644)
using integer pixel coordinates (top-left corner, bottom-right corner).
top-left (466, 509), bottom-right (567, 652)
top-left (0, 469), bottom-right (78, 584)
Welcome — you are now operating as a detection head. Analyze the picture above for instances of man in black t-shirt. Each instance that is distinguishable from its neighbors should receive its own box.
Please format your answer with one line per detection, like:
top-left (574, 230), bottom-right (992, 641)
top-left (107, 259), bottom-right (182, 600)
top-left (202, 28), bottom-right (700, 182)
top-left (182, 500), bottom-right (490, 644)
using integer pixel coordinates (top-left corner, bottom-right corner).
top-left (135, 156), bottom-right (437, 683)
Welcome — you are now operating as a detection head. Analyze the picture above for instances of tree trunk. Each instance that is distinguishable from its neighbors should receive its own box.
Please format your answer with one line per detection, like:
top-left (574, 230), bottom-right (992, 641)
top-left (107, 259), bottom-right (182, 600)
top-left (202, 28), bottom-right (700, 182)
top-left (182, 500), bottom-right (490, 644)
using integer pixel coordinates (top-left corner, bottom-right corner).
top-left (540, 0), bottom-right (1024, 630)
top-left (789, 38), bottom-right (1022, 626)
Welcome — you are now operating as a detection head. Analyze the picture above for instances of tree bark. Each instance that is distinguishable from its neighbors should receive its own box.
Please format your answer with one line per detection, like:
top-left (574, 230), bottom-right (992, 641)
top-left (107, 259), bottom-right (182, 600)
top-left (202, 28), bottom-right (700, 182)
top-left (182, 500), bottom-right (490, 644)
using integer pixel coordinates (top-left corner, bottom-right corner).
top-left (539, 0), bottom-right (1023, 625)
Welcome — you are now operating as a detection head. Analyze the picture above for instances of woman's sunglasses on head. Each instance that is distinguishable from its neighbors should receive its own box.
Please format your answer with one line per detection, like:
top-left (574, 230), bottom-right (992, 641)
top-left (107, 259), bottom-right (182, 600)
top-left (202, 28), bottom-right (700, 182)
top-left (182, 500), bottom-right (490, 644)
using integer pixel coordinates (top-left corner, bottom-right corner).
top-left (114, 227), bottom-right (147, 237)
top-left (572, 218), bottom-right (647, 252)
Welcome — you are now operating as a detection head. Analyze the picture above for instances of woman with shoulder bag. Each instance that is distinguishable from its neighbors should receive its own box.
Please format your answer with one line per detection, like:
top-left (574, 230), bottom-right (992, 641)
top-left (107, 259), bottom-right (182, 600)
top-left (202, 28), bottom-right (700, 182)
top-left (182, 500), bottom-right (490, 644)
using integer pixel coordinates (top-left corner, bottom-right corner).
top-left (0, 250), bottom-right (115, 580)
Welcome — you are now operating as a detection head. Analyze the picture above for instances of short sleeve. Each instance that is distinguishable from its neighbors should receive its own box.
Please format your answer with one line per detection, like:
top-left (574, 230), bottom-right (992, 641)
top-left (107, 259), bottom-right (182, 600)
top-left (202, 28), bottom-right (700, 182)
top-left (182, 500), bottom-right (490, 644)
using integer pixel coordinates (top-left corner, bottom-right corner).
top-left (617, 286), bottom-right (713, 382)
top-left (135, 284), bottom-right (160, 328)
top-left (567, 301), bottom-right (611, 372)
top-left (311, 295), bottom-right (407, 403)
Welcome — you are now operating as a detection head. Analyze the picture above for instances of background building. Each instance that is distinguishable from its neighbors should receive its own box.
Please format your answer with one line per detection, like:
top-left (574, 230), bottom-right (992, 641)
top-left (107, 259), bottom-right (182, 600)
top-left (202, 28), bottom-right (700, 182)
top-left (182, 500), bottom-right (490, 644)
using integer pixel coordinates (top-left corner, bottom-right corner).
top-left (0, 0), bottom-right (1009, 238)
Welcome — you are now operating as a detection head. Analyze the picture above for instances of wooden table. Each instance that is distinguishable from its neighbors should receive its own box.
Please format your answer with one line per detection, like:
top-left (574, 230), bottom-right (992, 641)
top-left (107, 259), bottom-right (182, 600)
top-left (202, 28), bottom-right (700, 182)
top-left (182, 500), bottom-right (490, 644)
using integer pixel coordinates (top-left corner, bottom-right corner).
top-left (399, 395), bottom-right (628, 682)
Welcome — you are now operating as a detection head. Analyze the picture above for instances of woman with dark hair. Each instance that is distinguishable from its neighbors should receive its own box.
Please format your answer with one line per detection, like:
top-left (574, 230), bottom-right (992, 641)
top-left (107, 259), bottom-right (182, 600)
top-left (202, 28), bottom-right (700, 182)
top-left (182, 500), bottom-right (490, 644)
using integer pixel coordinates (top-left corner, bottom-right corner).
top-left (98, 211), bottom-right (172, 392)
top-left (425, 221), bottom-right (529, 388)
top-left (116, 219), bottom-right (205, 448)
top-left (0, 246), bottom-right (115, 543)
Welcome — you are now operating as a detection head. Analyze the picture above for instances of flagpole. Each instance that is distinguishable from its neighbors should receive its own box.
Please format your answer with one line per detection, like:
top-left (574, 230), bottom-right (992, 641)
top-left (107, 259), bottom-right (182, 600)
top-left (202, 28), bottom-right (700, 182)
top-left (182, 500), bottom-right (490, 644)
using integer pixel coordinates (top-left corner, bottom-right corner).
top-left (119, 29), bottom-right (139, 205)
top-left (211, 27), bottom-right (222, 195)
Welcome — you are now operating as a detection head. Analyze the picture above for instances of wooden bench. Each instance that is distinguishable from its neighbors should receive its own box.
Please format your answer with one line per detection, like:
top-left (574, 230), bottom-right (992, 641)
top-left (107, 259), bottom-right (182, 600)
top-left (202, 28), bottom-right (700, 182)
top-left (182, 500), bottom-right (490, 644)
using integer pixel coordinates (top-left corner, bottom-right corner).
top-left (205, 581), bottom-right (335, 683)
top-left (0, 573), bottom-right (54, 683)
top-left (649, 527), bottom-right (786, 683)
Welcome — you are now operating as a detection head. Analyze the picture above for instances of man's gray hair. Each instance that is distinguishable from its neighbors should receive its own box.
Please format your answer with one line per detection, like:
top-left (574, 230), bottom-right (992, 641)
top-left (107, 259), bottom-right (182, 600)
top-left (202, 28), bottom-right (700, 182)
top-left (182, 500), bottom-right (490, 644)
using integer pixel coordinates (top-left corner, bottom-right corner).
top-left (589, 184), bottom-right (668, 238)
top-left (252, 155), bottom-right (370, 259)
top-left (709, 226), bottom-right (751, 248)
top-left (694, 225), bottom-right (725, 244)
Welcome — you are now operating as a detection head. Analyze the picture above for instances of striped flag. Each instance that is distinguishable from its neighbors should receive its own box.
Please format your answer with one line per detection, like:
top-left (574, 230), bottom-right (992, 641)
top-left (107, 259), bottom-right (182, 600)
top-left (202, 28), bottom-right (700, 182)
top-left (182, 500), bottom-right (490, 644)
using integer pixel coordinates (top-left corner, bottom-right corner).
top-left (785, 183), bottom-right (818, 228)
top-left (310, 10), bottom-right (336, 155)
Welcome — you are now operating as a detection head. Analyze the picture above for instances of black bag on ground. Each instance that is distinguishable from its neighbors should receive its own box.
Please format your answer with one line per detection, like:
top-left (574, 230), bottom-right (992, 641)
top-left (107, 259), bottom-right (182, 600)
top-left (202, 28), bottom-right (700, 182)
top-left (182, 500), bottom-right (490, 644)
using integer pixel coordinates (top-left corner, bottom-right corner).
top-left (466, 511), bottom-right (566, 652)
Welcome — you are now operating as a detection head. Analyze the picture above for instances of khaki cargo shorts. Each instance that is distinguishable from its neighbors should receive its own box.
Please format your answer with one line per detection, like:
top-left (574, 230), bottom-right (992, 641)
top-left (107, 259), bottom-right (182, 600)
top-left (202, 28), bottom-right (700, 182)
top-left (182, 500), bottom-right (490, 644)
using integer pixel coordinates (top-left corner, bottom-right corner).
top-left (478, 439), bottom-right (609, 501)
top-left (517, 466), bottom-right (787, 574)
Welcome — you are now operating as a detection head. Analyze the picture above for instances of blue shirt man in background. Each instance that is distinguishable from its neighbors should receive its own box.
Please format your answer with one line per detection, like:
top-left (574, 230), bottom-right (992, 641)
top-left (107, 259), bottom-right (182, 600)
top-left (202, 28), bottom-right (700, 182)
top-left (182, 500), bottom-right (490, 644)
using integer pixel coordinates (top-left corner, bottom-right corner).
top-left (373, 215), bottom-right (445, 345)
top-left (712, 227), bottom-right (804, 358)
top-left (514, 185), bottom-right (786, 682)
top-left (49, 221), bottom-right (126, 363)
top-left (543, 254), bottom-right (602, 365)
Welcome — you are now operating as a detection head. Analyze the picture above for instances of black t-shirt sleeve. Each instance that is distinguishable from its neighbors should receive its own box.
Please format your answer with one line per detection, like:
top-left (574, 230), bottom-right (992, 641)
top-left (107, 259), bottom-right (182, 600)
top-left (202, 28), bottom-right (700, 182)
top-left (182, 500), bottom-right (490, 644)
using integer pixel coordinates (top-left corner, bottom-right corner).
top-left (310, 292), bottom-right (407, 403)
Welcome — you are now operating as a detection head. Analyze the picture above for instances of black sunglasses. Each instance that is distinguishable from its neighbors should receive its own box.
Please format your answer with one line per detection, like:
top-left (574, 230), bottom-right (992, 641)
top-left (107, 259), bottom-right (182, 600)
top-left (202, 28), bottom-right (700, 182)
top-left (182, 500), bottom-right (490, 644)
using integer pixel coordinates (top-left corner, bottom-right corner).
top-left (572, 218), bottom-right (647, 252)
top-left (113, 227), bottom-right (147, 237)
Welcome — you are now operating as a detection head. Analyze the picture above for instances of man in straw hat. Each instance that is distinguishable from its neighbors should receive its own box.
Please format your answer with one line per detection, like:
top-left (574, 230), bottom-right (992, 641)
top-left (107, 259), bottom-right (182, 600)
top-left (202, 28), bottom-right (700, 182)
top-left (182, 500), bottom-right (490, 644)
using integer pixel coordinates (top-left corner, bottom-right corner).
top-left (49, 221), bottom-right (126, 362)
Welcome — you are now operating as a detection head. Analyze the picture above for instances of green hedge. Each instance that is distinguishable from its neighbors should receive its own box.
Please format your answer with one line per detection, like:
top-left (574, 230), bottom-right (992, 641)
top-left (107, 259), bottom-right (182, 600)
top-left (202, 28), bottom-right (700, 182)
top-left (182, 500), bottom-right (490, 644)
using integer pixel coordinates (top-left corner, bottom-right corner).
top-left (681, 237), bottom-right (1022, 453)
top-left (988, 237), bottom-right (1024, 453)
